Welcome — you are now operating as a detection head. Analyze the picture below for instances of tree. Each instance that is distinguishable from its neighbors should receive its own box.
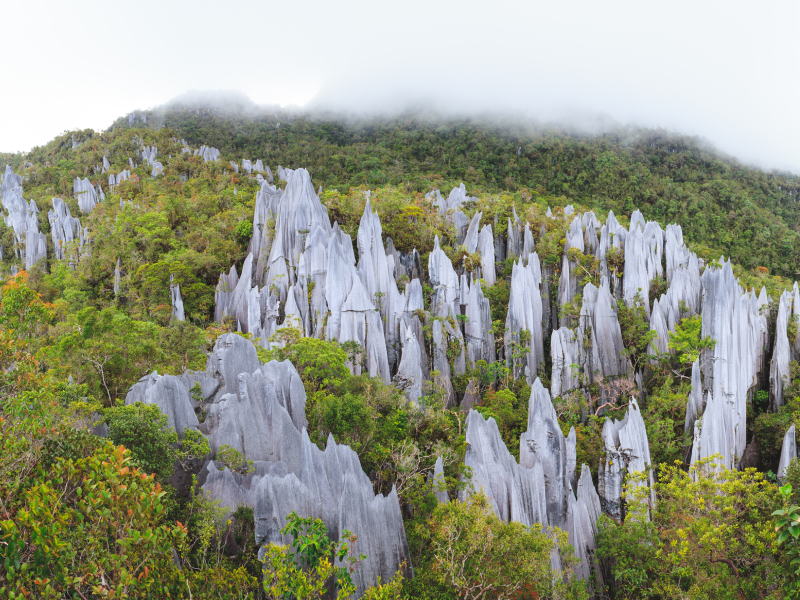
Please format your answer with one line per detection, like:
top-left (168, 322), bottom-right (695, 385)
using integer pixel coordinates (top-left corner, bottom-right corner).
top-left (0, 271), bottom-right (54, 352)
top-left (105, 403), bottom-right (179, 481)
top-left (412, 493), bottom-right (586, 600)
top-left (262, 512), bottom-right (363, 600)
top-left (598, 457), bottom-right (782, 599)
top-left (0, 443), bottom-right (187, 599)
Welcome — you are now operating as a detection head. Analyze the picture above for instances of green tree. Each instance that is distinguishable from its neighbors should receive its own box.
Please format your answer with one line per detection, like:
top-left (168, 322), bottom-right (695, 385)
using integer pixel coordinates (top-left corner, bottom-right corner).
top-left (105, 402), bottom-right (178, 480)
top-left (0, 443), bottom-right (187, 599)
top-left (262, 512), bottom-right (363, 600)
top-left (409, 493), bottom-right (586, 600)
top-left (599, 457), bottom-right (781, 599)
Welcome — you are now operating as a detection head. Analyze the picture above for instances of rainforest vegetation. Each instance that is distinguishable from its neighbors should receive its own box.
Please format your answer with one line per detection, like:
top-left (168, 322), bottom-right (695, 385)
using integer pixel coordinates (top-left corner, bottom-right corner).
top-left (1, 99), bottom-right (799, 598)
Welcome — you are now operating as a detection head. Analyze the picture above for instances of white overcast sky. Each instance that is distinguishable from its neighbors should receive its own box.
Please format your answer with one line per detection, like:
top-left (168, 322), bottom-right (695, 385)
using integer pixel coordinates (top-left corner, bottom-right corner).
top-left (2, 0), bottom-right (799, 173)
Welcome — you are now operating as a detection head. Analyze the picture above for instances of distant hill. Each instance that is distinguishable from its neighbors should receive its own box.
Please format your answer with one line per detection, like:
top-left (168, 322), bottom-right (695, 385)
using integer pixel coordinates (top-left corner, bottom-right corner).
top-left (104, 97), bottom-right (800, 277)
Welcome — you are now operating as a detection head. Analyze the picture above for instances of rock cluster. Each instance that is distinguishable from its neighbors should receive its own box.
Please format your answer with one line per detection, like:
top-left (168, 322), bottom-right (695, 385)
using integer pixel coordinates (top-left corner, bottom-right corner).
top-left (48, 198), bottom-right (86, 262)
top-left (460, 378), bottom-right (604, 587)
top-left (1, 166), bottom-right (47, 269)
top-left (126, 333), bottom-right (411, 597)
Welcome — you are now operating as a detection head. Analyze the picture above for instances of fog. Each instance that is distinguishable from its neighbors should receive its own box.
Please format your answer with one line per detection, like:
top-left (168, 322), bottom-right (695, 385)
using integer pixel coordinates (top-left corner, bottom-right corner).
top-left (2, 0), bottom-right (799, 173)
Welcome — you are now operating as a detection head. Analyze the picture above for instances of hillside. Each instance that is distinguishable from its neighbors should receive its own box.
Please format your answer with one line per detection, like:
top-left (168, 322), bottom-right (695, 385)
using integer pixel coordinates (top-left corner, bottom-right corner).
top-left (103, 98), bottom-right (800, 278)
top-left (0, 103), bottom-right (798, 599)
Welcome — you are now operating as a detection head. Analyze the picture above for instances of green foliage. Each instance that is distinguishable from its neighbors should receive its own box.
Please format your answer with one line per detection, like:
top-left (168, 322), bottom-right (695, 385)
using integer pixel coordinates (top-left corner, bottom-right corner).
top-left (234, 220), bottom-right (253, 246)
top-left (0, 443), bottom-right (187, 599)
top-left (264, 331), bottom-right (350, 395)
top-left (641, 378), bottom-right (692, 466)
top-left (262, 512), bottom-right (362, 599)
top-left (668, 314), bottom-right (716, 367)
top-left (40, 428), bottom-right (102, 469)
top-left (406, 493), bottom-right (587, 600)
top-left (177, 428), bottom-right (211, 468)
top-left (753, 362), bottom-right (800, 472)
top-left (475, 388), bottom-right (528, 460)
top-left (0, 272), bottom-right (54, 352)
top-left (599, 458), bottom-right (782, 599)
top-left (105, 402), bottom-right (179, 480)
top-left (46, 306), bottom-right (205, 404)
top-left (217, 444), bottom-right (254, 475)
top-left (617, 292), bottom-right (656, 375)
top-left (176, 475), bottom-right (233, 572)
top-left (773, 483), bottom-right (800, 598)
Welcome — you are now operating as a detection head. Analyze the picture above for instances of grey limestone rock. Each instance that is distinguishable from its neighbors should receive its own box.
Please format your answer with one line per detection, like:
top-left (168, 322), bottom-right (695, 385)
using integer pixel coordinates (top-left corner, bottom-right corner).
top-left (566, 427), bottom-right (577, 493)
top-left (24, 212), bottom-right (47, 270)
top-left (170, 276), bottom-right (185, 321)
top-left (580, 279), bottom-right (629, 384)
top-left (778, 424), bottom-right (797, 483)
top-left (520, 378), bottom-right (568, 528)
top-left (691, 391), bottom-right (733, 470)
top-left (206, 333), bottom-right (261, 402)
top-left (461, 409), bottom-right (548, 527)
top-left (647, 297), bottom-right (670, 359)
top-left (463, 279), bottom-right (495, 368)
top-left (772, 290), bottom-right (792, 411)
top-left (393, 323), bottom-right (423, 405)
top-left (684, 359), bottom-right (704, 440)
top-left (177, 370), bottom-right (220, 407)
top-left (431, 319), bottom-right (455, 407)
top-left (428, 456), bottom-right (449, 503)
top-left (623, 225), bottom-right (650, 317)
top-left (462, 210), bottom-right (482, 254)
top-left (460, 378), bottom-right (480, 411)
top-left (550, 326), bottom-right (583, 398)
top-left (505, 254), bottom-right (544, 382)
top-left (476, 224), bottom-right (496, 285)
top-left (200, 425), bottom-right (410, 597)
top-left (701, 259), bottom-right (763, 468)
top-left (598, 399), bottom-right (653, 521)
top-left (74, 177), bottom-right (99, 214)
top-left (428, 236), bottom-right (459, 317)
top-left (48, 198), bottom-right (82, 261)
top-left (125, 372), bottom-right (199, 438)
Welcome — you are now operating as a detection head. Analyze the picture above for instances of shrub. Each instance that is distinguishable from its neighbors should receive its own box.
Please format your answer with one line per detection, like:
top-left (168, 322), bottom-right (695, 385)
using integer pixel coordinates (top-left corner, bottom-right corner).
top-left (262, 512), bottom-right (362, 599)
top-left (598, 457), bottom-right (782, 599)
top-left (407, 493), bottom-right (586, 599)
top-left (105, 402), bottom-right (178, 480)
top-left (0, 443), bottom-right (186, 599)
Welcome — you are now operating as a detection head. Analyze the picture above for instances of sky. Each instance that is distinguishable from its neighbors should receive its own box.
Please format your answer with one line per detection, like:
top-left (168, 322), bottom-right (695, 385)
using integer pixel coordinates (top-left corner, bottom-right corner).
top-left (2, 0), bottom-right (799, 173)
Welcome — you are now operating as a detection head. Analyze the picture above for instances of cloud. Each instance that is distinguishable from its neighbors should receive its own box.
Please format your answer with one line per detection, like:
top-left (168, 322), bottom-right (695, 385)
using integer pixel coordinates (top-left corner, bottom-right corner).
top-left (0, 0), bottom-right (798, 173)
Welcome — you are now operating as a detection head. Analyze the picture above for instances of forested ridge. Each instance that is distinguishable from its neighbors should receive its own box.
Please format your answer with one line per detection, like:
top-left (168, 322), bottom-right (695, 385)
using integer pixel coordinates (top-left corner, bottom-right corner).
top-left (0, 99), bottom-right (799, 599)
top-left (105, 99), bottom-right (800, 277)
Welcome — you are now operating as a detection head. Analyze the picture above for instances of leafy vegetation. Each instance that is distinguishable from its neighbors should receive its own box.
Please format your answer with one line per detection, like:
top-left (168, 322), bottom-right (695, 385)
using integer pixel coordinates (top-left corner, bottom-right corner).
top-left (1, 102), bottom-right (800, 596)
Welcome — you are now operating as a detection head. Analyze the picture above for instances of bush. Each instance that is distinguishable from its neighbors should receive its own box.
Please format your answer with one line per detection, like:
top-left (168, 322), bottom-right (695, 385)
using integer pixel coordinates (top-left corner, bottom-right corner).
top-left (264, 332), bottom-right (350, 395)
top-left (0, 443), bottom-right (186, 599)
top-left (105, 402), bottom-right (179, 480)
top-left (406, 493), bottom-right (586, 599)
top-left (262, 512), bottom-right (362, 599)
top-left (598, 458), bottom-right (782, 599)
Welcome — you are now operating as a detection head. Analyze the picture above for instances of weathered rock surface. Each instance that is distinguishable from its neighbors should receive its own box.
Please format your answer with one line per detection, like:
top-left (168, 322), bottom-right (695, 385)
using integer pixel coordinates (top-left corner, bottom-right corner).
top-left (598, 399), bottom-right (653, 522)
top-left (778, 424), bottom-right (797, 483)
